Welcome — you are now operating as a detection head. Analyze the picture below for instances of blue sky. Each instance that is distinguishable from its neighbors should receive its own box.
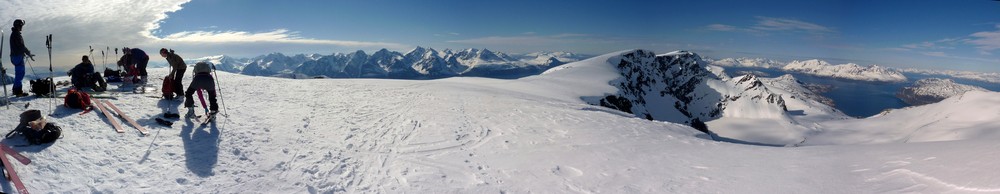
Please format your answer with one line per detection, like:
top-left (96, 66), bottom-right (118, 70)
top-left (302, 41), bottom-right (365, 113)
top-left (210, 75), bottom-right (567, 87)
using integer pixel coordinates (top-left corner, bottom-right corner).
top-left (3, 0), bottom-right (999, 72)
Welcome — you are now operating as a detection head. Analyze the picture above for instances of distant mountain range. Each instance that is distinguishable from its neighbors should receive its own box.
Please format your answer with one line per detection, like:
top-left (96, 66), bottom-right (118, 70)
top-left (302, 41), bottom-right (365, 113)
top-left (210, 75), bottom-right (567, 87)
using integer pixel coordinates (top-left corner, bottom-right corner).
top-left (782, 59), bottom-right (907, 82)
top-left (896, 78), bottom-right (988, 106)
top-left (188, 47), bottom-right (591, 79)
top-left (705, 57), bottom-right (908, 82)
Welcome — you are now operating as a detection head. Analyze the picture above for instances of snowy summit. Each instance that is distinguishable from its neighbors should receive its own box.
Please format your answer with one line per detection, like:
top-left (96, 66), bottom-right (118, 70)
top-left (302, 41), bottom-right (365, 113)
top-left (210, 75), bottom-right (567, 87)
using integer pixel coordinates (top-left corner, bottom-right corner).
top-left (0, 49), bottom-right (997, 193)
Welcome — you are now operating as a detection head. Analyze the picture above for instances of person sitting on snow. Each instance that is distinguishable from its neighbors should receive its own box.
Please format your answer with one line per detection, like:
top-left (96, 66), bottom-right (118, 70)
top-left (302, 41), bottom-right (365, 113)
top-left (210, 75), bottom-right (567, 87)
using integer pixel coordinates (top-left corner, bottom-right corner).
top-left (66, 55), bottom-right (106, 92)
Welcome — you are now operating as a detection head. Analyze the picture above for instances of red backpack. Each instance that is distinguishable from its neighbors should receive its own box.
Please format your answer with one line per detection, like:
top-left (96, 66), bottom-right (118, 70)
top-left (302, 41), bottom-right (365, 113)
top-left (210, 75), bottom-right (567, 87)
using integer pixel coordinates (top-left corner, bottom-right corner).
top-left (162, 75), bottom-right (174, 99)
top-left (64, 88), bottom-right (92, 109)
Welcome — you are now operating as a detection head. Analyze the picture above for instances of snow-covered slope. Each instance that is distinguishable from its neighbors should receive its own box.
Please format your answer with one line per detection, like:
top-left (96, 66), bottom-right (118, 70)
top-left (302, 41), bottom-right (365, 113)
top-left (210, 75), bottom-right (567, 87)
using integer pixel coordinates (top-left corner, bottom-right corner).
top-left (762, 74), bottom-right (837, 109)
top-left (708, 73), bottom-right (851, 145)
top-left (806, 91), bottom-right (1000, 145)
top-left (783, 59), bottom-right (907, 82)
top-left (536, 50), bottom-right (849, 145)
top-left (896, 78), bottom-right (989, 106)
top-left (708, 57), bottom-right (785, 69)
top-left (0, 51), bottom-right (996, 193)
top-left (565, 50), bottom-right (790, 125)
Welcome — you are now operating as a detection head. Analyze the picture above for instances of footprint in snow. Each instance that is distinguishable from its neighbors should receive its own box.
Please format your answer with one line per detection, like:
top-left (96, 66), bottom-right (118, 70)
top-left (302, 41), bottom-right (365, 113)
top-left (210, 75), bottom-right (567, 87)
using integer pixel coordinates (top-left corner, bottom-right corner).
top-left (552, 165), bottom-right (583, 177)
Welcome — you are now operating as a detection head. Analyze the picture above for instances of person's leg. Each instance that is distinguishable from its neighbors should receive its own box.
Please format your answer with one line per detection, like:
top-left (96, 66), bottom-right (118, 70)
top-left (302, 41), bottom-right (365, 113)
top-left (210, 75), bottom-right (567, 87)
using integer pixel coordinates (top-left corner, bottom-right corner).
top-left (173, 70), bottom-right (185, 97)
top-left (184, 84), bottom-right (197, 108)
top-left (207, 89), bottom-right (219, 112)
top-left (11, 56), bottom-right (25, 94)
top-left (139, 59), bottom-right (149, 83)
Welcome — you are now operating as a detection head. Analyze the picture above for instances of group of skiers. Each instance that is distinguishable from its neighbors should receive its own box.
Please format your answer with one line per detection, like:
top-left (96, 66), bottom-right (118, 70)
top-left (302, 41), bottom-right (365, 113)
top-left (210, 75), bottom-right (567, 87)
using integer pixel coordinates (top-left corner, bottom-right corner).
top-left (7, 19), bottom-right (220, 117)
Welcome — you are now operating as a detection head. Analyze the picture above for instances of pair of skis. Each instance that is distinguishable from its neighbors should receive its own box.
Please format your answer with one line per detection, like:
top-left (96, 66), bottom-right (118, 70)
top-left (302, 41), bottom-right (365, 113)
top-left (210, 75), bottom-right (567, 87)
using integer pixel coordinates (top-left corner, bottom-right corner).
top-left (0, 143), bottom-right (31, 194)
top-left (92, 99), bottom-right (148, 135)
top-left (193, 89), bottom-right (216, 126)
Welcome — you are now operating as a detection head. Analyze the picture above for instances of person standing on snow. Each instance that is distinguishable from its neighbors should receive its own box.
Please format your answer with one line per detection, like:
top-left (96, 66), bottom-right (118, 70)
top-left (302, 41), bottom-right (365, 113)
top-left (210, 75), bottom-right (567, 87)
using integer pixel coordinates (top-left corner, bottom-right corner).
top-left (8, 19), bottom-right (35, 97)
top-left (127, 47), bottom-right (150, 84)
top-left (117, 47), bottom-right (135, 83)
top-left (160, 48), bottom-right (186, 98)
top-left (184, 62), bottom-right (219, 116)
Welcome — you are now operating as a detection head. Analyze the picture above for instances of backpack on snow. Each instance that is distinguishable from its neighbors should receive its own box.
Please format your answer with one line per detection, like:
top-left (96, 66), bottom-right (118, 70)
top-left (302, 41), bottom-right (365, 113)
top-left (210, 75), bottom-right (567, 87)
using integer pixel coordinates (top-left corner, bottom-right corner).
top-left (104, 68), bottom-right (123, 82)
top-left (64, 88), bottom-right (92, 109)
top-left (194, 62), bottom-right (212, 74)
top-left (5, 110), bottom-right (62, 145)
top-left (162, 75), bottom-right (174, 99)
top-left (30, 78), bottom-right (54, 97)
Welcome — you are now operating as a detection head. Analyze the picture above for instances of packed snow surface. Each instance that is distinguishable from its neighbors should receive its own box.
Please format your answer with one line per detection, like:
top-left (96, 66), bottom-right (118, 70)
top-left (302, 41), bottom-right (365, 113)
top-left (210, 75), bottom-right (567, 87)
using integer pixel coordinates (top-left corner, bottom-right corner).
top-left (0, 50), bottom-right (996, 193)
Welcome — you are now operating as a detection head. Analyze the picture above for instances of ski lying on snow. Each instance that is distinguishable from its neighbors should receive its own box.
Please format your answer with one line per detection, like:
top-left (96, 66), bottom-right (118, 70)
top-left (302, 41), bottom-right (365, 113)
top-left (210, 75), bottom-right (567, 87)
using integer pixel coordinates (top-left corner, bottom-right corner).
top-left (0, 144), bottom-right (30, 165)
top-left (92, 99), bottom-right (126, 133)
top-left (102, 100), bottom-right (149, 135)
top-left (0, 143), bottom-right (29, 194)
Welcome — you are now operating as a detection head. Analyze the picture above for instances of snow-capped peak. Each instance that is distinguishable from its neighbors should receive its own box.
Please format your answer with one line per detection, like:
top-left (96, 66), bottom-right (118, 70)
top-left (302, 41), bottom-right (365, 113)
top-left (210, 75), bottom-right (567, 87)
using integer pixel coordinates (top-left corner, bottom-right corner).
top-left (896, 78), bottom-right (989, 106)
top-left (783, 59), bottom-right (907, 82)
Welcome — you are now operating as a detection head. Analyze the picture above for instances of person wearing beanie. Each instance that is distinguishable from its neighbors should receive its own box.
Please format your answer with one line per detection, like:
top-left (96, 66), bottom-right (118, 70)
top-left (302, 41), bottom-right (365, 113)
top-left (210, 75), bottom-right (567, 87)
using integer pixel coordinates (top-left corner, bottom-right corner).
top-left (8, 19), bottom-right (35, 96)
top-left (67, 55), bottom-right (98, 91)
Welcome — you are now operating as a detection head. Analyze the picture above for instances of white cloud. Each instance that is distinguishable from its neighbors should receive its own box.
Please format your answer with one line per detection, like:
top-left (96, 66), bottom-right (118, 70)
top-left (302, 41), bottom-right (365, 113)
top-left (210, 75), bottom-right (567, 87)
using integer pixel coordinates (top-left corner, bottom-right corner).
top-left (921, 51), bottom-right (948, 57)
top-left (702, 17), bottom-right (833, 37)
top-left (705, 24), bottom-right (737, 31)
top-left (448, 34), bottom-right (593, 45)
top-left (0, 0), bottom-right (406, 69)
top-left (968, 25), bottom-right (1000, 55)
top-left (752, 16), bottom-right (835, 34)
top-left (157, 29), bottom-right (406, 48)
top-left (551, 33), bottom-right (588, 38)
top-left (900, 38), bottom-right (961, 50)
top-left (449, 36), bottom-right (565, 45)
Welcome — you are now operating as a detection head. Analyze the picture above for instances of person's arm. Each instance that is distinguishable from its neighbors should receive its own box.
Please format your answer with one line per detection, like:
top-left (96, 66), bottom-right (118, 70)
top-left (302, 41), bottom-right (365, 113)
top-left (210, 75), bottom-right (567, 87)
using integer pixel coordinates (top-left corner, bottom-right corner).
top-left (12, 34), bottom-right (31, 56)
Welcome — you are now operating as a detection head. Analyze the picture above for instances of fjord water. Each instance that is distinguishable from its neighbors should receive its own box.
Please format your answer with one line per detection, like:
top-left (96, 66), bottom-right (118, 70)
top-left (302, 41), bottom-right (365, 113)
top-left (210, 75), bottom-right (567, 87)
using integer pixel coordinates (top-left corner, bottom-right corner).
top-left (723, 67), bottom-right (1000, 118)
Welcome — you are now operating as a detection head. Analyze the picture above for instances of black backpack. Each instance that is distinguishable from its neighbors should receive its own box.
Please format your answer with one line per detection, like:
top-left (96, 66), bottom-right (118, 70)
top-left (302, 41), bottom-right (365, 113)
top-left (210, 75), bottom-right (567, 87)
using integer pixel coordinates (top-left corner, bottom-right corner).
top-left (5, 110), bottom-right (62, 145)
top-left (104, 68), bottom-right (123, 83)
top-left (30, 78), bottom-right (54, 97)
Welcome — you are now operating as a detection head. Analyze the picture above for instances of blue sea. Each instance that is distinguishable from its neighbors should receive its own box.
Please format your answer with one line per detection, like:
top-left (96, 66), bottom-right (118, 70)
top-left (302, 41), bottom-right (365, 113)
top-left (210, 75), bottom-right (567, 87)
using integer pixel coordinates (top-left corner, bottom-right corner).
top-left (722, 67), bottom-right (1000, 118)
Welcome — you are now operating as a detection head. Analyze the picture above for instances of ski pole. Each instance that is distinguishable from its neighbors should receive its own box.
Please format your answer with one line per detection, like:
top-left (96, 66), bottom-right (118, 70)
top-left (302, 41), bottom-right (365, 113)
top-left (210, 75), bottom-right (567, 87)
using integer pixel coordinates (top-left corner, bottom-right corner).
top-left (211, 63), bottom-right (228, 116)
top-left (46, 34), bottom-right (53, 115)
top-left (1, 29), bottom-right (7, 109)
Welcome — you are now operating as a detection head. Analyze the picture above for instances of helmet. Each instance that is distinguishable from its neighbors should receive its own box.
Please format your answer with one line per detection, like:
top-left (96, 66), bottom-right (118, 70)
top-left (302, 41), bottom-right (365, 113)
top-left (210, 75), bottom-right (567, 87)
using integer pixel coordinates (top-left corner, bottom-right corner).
top-left (13, 19), bottom-right (24, 27)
